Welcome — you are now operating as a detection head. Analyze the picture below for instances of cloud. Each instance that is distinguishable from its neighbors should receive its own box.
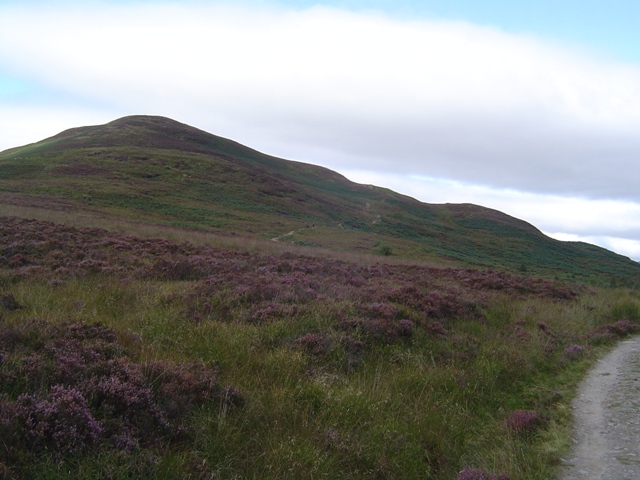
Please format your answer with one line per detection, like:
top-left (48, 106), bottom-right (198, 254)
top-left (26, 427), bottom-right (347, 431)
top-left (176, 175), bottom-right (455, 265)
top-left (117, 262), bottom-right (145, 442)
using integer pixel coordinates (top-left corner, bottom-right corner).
top-left (0, 103), bottom-right (121, 151)
top-left (1, 3), bottom-right (639, 183)
top-left (1, 1), bottom-right (639, 259)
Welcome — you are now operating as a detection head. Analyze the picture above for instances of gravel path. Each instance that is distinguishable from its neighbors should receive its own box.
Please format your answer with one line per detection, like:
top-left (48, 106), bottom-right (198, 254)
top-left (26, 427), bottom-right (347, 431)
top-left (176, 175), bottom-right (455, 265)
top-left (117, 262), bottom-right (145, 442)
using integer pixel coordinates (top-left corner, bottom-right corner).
top-left (560, 336), bottom-right (640, 479)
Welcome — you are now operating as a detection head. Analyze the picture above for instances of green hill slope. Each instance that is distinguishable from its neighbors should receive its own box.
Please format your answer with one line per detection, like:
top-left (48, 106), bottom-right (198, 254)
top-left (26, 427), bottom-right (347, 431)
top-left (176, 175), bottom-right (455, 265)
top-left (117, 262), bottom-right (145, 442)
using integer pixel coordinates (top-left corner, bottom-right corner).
top-left (1, 115), bottom-right (638, 285)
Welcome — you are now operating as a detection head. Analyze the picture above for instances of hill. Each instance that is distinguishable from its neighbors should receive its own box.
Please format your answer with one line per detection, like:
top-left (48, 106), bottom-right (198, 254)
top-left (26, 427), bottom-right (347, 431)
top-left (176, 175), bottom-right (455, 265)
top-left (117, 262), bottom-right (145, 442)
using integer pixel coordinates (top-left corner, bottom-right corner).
top-left (0, 114), bottom-right (638, 285)
top-left (3, 116), bottom-right (640, 479)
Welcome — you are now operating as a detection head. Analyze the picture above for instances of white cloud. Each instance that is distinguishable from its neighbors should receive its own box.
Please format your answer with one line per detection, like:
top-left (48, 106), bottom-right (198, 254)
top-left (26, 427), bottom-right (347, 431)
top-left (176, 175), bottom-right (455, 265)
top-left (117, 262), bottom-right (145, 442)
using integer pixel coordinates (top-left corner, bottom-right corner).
top-left (2, 4), bottom-right (640, 166)
top-left (1, 2), bottom-right (640, 259)
top-left (0, 104), bottom-right (121, 152)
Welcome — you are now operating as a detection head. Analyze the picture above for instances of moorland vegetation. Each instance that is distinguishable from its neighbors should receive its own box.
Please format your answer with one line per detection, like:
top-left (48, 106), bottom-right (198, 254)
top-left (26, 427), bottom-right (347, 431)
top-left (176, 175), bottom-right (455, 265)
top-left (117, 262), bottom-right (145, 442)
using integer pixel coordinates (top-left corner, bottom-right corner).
top-left (1, 116), bottom-right (640, 479)
top-left (2, 115), bottom-right (640, 286)
top-left (1, 216), bottom-right (639, 479)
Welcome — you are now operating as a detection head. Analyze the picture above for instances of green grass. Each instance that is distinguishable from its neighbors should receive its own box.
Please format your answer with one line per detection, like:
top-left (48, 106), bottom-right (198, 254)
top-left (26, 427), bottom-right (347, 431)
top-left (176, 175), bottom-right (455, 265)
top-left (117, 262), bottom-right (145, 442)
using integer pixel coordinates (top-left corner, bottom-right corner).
top-left (1, 115), bottom-right (640, 478)
top-left (2, 115), bottom-right (640, 285)
top-left (1, 217), bottom-right (639, 478)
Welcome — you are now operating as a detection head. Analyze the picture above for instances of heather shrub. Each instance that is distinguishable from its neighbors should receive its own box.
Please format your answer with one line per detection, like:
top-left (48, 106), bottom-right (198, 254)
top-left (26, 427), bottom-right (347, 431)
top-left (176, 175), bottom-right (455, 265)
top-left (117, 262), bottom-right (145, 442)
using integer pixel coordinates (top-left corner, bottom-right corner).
top-left (45, 337), bottom-right (110, 384)
top-left (0, 216), bottom-right (623, 478)
top-left (563, 344), bottom-right (585, 360)
top-left (0, 320), bottom-right (125, 393)
top-left (150, 257), bottom-right (205, 280)
top-left (13, 385), bottom-right (102, 455)
top-left (293, 333), bottom-right (331, 356)
top-left (249, 302), bottom-right (299, 324)
top-left (606, 319), bottom-right (639, 335)
top-left (456, 467), bottom-right (510, 480)
top-left (0, 294), bottom-right (21, 311)
top-left (0, 317), bottom-right (241, 469)
top-left (587, 319), bottom-right (639, 344)
top-left (227, 274), bottom-right (288, 305)
top-left (505, 409), bottom-right (542, 435)
top-left (397, 319), bottom-right (414, 337)
top-left (387, 285), bottom-right (425, 310)
top-left (453, 268), bottom-right (579, 299)
top-left (536, 322), bottom-right (555, 338)
top-left (142, 361), bottom-right (236, 418)
top-left (55, 321), bottom-right (119, 343)
top-left (364, 302), bottom-right (400, 320)
top-left (425, 321), bottom-right (448, 338)
top-left (289, 283), bottom-right (318, 303)
top-left (81, 360), bottom-right (172, 443)
top-left (356, 318), bottom-right (413, 344)
top-left (425, 290), bottom-right (478, 319)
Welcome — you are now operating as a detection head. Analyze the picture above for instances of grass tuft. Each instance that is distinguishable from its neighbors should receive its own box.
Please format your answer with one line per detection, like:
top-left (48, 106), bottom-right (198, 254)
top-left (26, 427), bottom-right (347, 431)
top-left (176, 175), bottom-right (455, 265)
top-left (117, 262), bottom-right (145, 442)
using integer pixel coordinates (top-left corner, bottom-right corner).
top-left (0, 215), bottom-right (638, 478)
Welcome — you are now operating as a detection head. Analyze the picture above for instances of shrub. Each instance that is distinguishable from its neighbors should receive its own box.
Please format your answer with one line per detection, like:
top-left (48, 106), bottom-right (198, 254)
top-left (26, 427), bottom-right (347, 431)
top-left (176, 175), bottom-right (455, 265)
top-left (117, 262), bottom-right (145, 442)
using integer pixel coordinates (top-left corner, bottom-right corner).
top-left (423, 290), bottom-right (475, 319)
top-left (606, 319), bottom-right (638, 336)
top-left (425, 321), bottom-right (448, 338)
top-left (249, 302), bottom-right (299, 324)
top-left (81, 359), bottom-right (176, 447)
top-left (505, 409), bottom-right (541, 434)
top-left (365, 302), bottom-right (400, 320)
top-left (0, 294), bottom-right (21, 311)
top-left (143, 361), bottom-right (225, 419)
top-left (587, 319), bottom-right (639, 344)
top-left (150, 257), bottom-right (204, 281)
top-left (456, 467), bottom-right (510, 480)
top-left (397, 319), bottom-right (414, 338)
top-left (563, 344), bottom-right (585, 360)
top-left (0, 318), bottom-right (242, 465)
top-left (293, 333), bottom-right (331, 356)
top-left (12, 385), bottom-right (102, 455)
top-left (536, 322), bottom-right (555, 338)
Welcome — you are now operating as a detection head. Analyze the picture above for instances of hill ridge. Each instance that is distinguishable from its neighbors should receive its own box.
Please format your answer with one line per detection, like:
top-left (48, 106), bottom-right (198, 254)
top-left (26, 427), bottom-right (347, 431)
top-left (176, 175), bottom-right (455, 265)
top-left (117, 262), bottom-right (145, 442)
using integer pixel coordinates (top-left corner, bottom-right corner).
top-left (0, 114), bottom-right (638, 286)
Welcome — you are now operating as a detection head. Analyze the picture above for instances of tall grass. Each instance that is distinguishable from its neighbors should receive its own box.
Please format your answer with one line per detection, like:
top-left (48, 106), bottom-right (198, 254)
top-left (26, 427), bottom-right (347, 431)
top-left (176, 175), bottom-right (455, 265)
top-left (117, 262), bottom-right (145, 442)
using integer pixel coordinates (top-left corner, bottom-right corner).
top-left (0, 216), bottom-right (638, 478)
top-left (0, 204), bottom-right (449, 268)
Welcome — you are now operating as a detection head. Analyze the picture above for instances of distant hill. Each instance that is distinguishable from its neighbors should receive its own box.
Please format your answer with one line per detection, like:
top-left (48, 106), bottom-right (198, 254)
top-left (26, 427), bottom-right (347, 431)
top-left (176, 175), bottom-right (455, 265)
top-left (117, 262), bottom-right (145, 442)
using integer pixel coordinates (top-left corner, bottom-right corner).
top-left (1, 115), bottom-right (638, 285)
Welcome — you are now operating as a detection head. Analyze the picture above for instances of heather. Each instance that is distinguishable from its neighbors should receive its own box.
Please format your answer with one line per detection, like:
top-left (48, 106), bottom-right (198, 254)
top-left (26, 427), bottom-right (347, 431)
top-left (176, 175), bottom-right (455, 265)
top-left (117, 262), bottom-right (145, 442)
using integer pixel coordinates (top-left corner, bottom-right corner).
top-left (0, 216), bottom-right (639, 478)
top-left (0, 318), bottom-right (240, 475)
top-left (4, 115), bottom-right (640, 286)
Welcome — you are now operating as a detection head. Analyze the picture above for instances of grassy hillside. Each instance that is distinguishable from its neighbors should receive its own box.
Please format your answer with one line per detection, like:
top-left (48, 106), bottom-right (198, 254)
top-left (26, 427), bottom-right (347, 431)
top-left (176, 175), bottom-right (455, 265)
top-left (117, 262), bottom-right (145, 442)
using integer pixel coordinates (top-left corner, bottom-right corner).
top-left (1, 117), bottom-right (639, 478)
top-left (1, 115), bottom-right (639, 286)
top-left (2, 216), bottom-right (640, 479)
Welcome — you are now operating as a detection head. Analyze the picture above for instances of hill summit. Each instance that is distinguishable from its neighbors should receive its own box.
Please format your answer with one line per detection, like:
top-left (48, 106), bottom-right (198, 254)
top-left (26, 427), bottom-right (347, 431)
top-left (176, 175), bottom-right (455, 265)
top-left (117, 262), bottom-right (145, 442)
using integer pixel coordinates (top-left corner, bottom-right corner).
top-left (0, 115), bottom-right (638, 285)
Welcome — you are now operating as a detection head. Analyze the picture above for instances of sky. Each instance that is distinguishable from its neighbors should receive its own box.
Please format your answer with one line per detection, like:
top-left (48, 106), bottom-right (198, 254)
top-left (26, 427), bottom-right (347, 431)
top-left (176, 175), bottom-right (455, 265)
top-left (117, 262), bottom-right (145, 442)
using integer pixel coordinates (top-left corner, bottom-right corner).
top-left (1, 0), bottom-right (640, 260)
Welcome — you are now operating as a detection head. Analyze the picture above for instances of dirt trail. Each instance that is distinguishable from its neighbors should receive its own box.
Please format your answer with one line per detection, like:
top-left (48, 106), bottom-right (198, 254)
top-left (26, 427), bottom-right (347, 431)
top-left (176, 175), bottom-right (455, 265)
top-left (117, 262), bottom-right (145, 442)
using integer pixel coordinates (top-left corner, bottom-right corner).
top-left (271, 230), bottom-right (295, 242)
top-left (560, 336), bottom-right (640, 479)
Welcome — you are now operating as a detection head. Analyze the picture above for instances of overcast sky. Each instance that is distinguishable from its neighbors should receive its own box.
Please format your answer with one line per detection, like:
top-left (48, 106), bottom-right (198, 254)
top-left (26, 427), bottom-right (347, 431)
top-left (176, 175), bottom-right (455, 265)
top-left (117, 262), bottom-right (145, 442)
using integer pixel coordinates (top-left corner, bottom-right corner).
top-left (1, 1), bottom-right (640, 260)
